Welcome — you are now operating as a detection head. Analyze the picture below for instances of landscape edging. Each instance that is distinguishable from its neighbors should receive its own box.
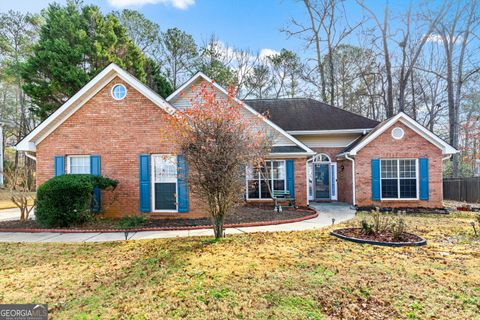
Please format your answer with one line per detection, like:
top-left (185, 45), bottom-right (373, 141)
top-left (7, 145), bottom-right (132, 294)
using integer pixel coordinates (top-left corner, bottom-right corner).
top-left (0, 212), bottom-right (318, 233)
top-left (330, 228), bottom-right (427, 247)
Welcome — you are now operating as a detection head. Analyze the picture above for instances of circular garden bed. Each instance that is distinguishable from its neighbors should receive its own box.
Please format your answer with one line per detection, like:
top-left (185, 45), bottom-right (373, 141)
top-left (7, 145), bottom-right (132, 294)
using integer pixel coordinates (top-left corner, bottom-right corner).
top-left (0, 205), bottom-right (317, 233)
top-left (331, 228), bottom-right (426, 247)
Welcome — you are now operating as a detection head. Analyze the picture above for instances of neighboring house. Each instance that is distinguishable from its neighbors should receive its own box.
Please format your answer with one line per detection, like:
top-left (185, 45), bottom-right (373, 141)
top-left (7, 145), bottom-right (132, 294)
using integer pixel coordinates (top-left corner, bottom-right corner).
top-left (475, 160), bottom-right (480, 177)
top-left (16, 64), bottom-right (458, 218)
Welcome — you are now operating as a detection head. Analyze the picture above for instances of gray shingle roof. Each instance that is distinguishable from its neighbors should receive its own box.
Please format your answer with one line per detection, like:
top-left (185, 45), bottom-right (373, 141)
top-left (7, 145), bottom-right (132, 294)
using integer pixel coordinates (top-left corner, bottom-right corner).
top-left (244, 98), bottom-right (379, 131)
top-left (271, 146), bottom-right (305, 153)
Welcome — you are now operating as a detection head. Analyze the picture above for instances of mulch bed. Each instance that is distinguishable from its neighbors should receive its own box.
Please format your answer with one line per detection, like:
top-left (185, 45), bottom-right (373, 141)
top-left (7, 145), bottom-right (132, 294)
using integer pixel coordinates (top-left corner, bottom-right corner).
top-left (0, 205), bottom-right (316, 232)
top-left (332, 228), bottom-right (426, 247)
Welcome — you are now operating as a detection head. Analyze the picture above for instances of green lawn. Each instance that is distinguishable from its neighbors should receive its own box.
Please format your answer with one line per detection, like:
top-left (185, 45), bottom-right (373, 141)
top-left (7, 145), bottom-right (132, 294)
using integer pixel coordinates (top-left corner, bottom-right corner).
top-left (0, 213), bottom-right (479, 319)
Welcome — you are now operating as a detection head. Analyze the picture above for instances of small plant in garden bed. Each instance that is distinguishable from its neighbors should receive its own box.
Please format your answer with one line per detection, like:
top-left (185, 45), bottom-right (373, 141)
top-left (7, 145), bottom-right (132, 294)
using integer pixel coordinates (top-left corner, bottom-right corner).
top-left (117, 215), bottom-right (147, 229)
top-left (333, 210), bottom-right (425, 245)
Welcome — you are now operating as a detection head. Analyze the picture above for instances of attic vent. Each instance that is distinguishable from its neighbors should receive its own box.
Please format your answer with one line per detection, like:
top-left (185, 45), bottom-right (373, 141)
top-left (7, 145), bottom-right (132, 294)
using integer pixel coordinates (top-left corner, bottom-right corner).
top-left (391, 127), bottom-right (404, 140)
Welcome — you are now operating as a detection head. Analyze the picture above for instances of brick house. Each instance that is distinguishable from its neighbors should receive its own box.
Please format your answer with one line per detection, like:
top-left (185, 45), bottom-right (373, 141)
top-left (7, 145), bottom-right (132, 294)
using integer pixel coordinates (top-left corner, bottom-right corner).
top-left (16, 64), bottom-right (457, 218)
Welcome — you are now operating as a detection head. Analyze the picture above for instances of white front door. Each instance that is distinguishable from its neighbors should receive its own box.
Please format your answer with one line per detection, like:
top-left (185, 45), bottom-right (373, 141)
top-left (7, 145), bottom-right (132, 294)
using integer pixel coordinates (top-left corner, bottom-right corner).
top-left (307, 159), bottom-right (338, 201)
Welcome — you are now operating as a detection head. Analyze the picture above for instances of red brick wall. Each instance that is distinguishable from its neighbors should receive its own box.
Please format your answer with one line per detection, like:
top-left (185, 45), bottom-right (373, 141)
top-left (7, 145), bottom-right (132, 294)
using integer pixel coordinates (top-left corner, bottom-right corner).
top-left (36, 76), bottom-right (310, 217)
top-left (37, 76), bottom-right (207, 219)
top-left (294, 158), bottom-right (308, 206)
top-left (337, 159), bottom-right (353, 204)
top-left (354, 121), bottom-right (444, 208)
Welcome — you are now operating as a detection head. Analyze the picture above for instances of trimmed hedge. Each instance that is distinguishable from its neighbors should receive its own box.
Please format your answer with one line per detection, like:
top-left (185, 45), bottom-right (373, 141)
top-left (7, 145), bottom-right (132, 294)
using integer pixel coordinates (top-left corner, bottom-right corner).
top-left (35, 174), bottom-right (118, 228)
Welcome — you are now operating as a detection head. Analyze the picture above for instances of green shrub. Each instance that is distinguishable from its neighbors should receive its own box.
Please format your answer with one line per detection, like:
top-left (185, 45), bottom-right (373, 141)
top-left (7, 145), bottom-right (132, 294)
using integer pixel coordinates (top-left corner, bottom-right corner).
top-left (117, 215), bottom-right (147, 229)
top-left (35, 174), bottom-right (118, 228)
top-left (360, 219), bottom-right (374, 235)
top-left (391, 217), bottom-right (406, 240)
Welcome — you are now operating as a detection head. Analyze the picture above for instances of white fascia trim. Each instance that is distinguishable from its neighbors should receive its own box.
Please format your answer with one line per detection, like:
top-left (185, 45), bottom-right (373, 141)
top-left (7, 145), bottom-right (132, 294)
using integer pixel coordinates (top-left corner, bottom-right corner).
top-left (167, 72), bottom-right (315, 154)
top-left (288, 128), bottom-right (373, 135)
top-left (16, 63), bottom-right (176, 152)
top-left (348, 112), bottom-right (458, 156)
top-left (269, 152), bottom-right (315, 158)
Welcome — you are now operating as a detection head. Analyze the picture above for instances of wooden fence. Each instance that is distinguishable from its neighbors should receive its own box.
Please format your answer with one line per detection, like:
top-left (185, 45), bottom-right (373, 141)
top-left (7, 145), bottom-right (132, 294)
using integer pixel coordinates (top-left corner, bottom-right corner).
top-left (443, 177), bottom-right (480, 203)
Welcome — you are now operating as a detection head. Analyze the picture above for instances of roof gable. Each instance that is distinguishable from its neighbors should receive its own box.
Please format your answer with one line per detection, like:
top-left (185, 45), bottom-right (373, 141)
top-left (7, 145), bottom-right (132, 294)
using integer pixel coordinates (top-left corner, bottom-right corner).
top-left (17, 63), bottom-right (176, 152)
top-left (340, 112), bottom-right (457, 156)
top-left (167, 72), bottom-right (314, 155)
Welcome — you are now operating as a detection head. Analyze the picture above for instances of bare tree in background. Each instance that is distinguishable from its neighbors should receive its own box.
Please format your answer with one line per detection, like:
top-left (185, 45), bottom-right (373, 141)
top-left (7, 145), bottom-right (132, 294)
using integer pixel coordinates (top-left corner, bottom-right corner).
top-left (435, 0), bottom-right (480, 177)
top-left (284, 0), bottom-right (360, 104)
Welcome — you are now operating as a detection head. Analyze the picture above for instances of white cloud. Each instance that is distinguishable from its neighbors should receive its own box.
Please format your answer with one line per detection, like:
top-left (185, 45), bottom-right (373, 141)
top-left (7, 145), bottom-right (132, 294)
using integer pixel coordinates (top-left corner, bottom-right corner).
top-left (426, 34), bottom-right (445, 43)
top-left (259, 48), bottom-right (279, 60)
top-left (107, 0), bottom-right (195, 10)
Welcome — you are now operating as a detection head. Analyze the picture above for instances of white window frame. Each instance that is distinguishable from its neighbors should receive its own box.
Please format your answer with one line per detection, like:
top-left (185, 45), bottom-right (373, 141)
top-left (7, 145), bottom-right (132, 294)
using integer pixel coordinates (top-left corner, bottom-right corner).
top-left (151, 154), bottom-right (178, 213)
top-left (111, 83), bottom-right (127, 100)
top-left (245, 160), bottom-right (287, 200)
top-left (380, 158), bottom-right (419, 201)
top-left (66, 155), bottom-right (90, 174)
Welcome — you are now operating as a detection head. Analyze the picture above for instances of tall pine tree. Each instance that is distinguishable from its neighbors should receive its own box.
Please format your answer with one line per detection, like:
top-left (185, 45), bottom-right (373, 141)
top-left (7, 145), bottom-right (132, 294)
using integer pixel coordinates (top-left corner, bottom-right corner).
top-left (21, 1), bottom-right (164, 120)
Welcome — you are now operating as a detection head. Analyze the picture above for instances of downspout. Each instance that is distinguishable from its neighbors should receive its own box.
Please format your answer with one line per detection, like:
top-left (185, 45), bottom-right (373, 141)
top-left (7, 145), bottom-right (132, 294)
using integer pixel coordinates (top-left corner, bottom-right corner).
top-left (345, 154), bottom-right (356, 206)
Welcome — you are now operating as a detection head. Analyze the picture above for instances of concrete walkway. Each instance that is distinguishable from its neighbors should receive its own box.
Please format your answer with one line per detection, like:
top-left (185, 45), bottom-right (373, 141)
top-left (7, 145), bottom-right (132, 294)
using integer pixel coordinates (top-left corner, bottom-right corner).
top-left (0, 203), bottom-right (355, 243)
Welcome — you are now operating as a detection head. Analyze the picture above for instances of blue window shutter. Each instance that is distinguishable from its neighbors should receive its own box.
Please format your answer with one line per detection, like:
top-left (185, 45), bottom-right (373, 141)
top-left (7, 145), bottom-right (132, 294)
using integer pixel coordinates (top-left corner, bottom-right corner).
top-left (286, 160), bottom-right (295, 197)
top-left (139, 154), bottom-right (151, 213)
top-left (371, 159), bottom-right (381, 200)
top-left (90, 155), bottom-right (101, 212)
top-left (54, 156), bottom-right (65, 176)
top-left (419, 158), bottom-right (429, 200)
top-left (177, 155), bottom-right (189, 213)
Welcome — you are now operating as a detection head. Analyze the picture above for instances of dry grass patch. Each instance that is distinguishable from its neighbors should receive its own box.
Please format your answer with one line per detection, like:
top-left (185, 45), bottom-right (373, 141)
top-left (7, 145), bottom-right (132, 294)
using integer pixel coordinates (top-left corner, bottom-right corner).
top-left (0, 213), bottom-right (479, 319)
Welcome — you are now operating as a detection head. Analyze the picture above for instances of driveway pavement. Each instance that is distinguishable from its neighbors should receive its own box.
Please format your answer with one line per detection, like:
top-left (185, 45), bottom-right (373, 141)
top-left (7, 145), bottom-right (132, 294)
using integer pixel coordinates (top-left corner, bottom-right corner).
top-left (0, 202), bottom-right (355, 243)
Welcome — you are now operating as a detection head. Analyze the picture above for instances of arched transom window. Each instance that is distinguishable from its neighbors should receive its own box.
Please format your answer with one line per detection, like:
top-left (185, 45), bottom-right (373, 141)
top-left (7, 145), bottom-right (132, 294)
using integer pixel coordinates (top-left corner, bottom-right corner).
top-left (313, 153), bottom-right (331, 163)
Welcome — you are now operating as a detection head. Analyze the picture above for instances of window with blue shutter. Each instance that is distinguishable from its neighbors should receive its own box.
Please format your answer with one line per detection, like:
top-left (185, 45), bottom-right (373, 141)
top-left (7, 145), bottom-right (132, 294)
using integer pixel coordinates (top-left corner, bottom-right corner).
top-left (90, 155), bottom-right (101, 212)
top-left (419, 158), bottom-right (429, 200)
top-left (286, 160), bottom-right (295, 197)
top-left (54, 156), bottom-right (65, 176)
top-left (177, 155), bottom-right (189, 213)
top-left (139, 154), bottom-right (151, 213)
top-left (371, 159), bottom-right (381, 200)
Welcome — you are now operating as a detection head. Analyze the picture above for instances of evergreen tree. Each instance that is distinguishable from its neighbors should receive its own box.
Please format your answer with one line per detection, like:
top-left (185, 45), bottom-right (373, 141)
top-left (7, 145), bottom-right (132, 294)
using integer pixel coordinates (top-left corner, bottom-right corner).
top-left (21, 1), bottom-right (146, 119)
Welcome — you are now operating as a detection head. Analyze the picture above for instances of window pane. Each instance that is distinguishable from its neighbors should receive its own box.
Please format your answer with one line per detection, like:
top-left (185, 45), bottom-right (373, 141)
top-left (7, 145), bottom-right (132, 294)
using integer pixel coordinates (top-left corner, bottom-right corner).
top-left (273, 180), bottom-right (285, 192)
top-left (248, 180), bottom-right (259, 198)
top-left (400, 179), bottom-right (417, 198)
top-left (69, 156), bottom-right (90, 174)
top-left (246, 165), bottom-right (259, 180)
top-left (400, 159), bottom-right (416, 178)
top-left (153, 156), bottom-right (177, 183)
top-left (381, 159), bottom-right (398, 178)
top-left (272, 161), bottom-right (285, 179)
top-left (381, 179), bottom-right (398, 198)
top-left (260, 162), bottom-right (272, 180)
top-left (260, 180), bottom-right (270, 198)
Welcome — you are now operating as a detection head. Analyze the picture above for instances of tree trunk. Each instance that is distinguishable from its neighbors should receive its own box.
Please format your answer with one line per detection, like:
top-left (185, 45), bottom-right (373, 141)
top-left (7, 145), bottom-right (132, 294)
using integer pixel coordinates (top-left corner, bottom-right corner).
top-left (213, 214), bottom-right (225, 239)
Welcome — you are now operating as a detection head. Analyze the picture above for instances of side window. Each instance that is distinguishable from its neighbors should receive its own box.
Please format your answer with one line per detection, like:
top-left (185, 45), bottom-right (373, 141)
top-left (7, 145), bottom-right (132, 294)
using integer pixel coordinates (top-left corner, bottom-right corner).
top-left (67, 155), bottom-right (90, 174)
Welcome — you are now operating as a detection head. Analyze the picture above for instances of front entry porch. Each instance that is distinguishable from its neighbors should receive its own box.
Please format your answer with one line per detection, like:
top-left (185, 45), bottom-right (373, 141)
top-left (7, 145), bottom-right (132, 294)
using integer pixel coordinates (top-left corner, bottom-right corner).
top-left (307, 154), bottom-right (337, 202)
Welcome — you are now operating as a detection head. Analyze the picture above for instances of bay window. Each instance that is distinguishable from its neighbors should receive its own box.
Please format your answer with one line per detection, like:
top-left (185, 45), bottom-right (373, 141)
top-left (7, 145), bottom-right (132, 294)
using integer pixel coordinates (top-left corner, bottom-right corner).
top-left (247, 160), bottom-right (286, 199)
top-left (380, 159), bottom-right (418, 199)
